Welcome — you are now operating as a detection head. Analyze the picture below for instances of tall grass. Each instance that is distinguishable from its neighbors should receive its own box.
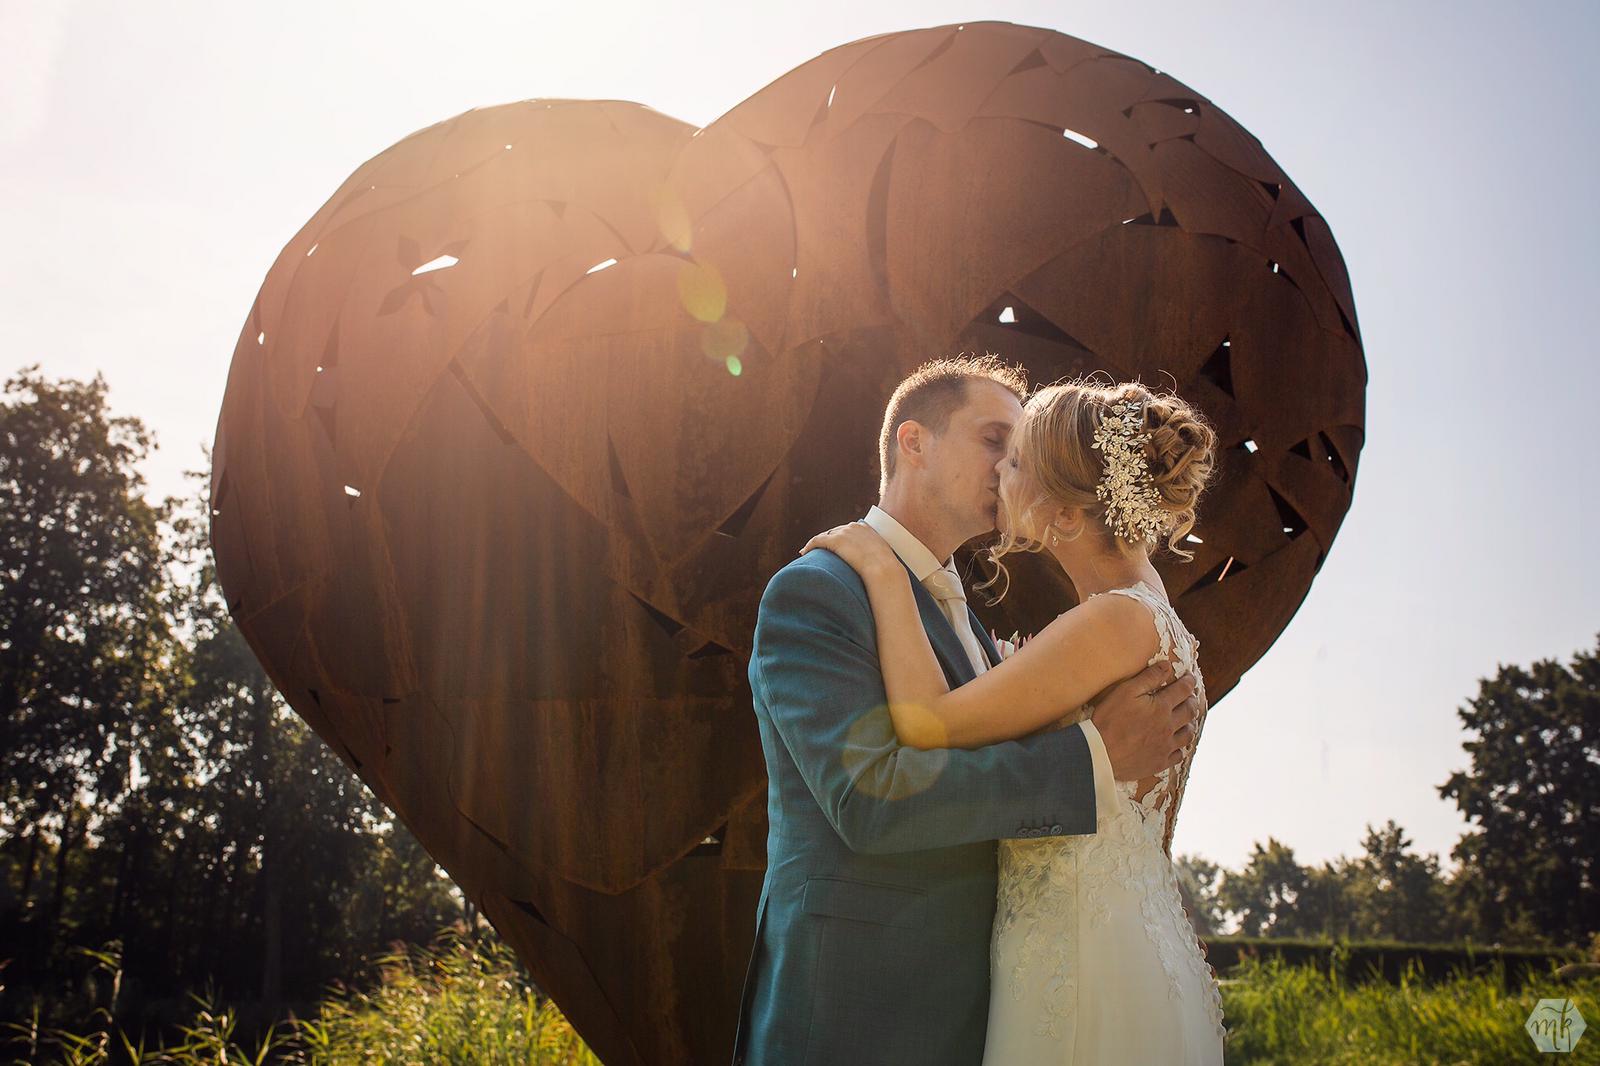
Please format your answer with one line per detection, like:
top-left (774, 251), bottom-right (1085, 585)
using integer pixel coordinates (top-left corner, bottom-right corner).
top-left (2, 931), bottom-right (598, 1065)
top-left (283, 929), bottom-right (597, 1066)
top-left (11, 932), bottom-right (1597, 1064)
top-left (1220, 951), bottom-right (1600, 1064)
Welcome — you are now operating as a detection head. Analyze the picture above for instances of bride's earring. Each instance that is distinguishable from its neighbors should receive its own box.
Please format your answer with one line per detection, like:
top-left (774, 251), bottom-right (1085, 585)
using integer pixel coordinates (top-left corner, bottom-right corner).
top-left (1049, 527), bottom-right (1061, 547)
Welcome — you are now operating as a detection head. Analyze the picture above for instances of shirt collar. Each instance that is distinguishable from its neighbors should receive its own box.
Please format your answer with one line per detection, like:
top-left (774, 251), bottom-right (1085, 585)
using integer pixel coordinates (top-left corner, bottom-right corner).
top-left (862, 505), bottom-right (953, 584)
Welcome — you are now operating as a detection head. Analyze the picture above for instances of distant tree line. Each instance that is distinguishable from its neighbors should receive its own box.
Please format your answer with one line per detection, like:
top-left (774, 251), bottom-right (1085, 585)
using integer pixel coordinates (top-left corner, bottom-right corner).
top-left (1178, 641), bottom-right (1598, 948)
top-left (0, 364), bottom-right (1594, 1039)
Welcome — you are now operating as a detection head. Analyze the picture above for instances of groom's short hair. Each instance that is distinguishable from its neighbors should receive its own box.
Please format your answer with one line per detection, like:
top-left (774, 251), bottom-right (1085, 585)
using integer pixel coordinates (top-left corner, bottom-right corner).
top-left (877, 352), bottom-right (1029, 495)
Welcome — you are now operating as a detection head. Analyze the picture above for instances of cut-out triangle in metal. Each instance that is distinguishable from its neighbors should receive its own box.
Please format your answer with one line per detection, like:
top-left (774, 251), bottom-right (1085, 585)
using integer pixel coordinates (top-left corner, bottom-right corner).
top-left (689, 823), bottom-right (728, 856)
top-left (1317, 430), bottom-right (1350, 483)
top-left (630, 592), bottom-right (685, 638)
top-left (1266, 484), bottom-right (1308, 540)
top-left (984, 291), bottom-right (1095, 351)
top-left (1199, 336), bottom-right (1234, 398)
top-left (716, 474), bottom-right (772, 538)
top-left (1123, 205), bottom-right (1180, 227)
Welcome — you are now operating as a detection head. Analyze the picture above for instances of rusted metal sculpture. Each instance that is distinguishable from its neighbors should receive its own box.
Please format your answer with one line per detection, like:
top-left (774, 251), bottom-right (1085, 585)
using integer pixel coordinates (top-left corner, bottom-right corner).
top-left (210, 20), bottom-right (1364, 1066)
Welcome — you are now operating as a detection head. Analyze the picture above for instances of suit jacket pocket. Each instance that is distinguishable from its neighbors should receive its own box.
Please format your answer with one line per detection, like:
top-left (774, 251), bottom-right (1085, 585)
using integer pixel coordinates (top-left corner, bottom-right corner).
top-left (801, 876), bottom-right (928, 929)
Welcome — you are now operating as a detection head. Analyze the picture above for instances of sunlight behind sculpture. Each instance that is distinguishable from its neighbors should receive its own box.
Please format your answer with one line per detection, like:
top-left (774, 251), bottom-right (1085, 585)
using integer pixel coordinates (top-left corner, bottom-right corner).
top-left (209, 20), bottom-right (1365, 1066)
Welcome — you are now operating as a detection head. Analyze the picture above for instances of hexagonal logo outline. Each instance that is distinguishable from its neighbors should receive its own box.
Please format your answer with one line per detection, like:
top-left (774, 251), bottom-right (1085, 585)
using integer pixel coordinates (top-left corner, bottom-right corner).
top-left (1526, 997), bottom-right (1587, 1053)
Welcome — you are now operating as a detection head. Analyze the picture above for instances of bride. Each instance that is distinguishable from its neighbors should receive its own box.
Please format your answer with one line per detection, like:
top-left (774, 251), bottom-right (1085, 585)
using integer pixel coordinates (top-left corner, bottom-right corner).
top-left (802, 377), bottom-right (1228, 1064)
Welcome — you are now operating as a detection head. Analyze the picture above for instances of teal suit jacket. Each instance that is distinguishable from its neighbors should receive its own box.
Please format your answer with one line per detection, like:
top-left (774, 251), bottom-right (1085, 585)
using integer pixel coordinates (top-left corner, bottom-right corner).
top-left (731, 549), bottom-right (1100, 1066)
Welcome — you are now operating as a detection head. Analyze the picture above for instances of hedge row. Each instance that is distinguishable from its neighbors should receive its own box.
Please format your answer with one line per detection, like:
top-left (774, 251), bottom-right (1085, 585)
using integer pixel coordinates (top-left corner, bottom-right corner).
top-left (1198, 936), bottom-right (1584, 987)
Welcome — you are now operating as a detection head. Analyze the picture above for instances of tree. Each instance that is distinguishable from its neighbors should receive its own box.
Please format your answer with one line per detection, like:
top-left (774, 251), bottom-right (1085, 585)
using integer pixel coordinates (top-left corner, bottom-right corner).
top-left (1218, 838), bottom-right (1309, 937)
top-left (0, 363), bottom-right (176, 956)
top-left (1175, 853), bottom-right (1224, 936)
top-left (1439, 637), bottom-right (1600, 947)
top-left (0, 370), bottom-right (465, 1029)
top-left (1293, 857), bottom-right (1359, 940)
top-left (1345, 820), bottom-right (1449, 942)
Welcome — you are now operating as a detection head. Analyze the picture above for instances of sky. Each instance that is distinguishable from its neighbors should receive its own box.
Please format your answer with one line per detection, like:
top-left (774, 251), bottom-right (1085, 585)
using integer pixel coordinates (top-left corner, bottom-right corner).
top-left (2, 0), bottom-right (1596, 879)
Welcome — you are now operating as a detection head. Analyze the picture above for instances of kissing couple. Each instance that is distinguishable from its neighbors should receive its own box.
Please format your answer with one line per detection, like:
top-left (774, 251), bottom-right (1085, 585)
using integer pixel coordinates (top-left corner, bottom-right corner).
top-left (732, 353), bottom-right (1228, 1065)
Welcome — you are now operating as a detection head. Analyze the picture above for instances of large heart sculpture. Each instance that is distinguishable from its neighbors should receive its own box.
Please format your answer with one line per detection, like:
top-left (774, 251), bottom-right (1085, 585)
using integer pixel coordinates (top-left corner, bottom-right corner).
top-left (210, 20), bottom-right (1364, 1066)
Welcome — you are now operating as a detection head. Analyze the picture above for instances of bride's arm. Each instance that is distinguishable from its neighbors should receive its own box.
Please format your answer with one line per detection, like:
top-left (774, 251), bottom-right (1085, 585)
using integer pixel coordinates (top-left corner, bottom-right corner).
top-left (798, 525), bottom-right (956, 741)
top-left (801, 524), bottom-right (1161, 750)
top-left (876, 582), bottom-right (1159, 749)
top-left (855, 556), bottom-right (957, 714)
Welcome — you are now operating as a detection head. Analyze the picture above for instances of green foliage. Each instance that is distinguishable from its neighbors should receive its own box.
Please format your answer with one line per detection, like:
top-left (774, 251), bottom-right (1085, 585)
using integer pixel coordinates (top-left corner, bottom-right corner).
top-left (1202, 642), bottom-right (1598, 951)
top-left (1204, 935), bottom-right (1582, 987)
top-left (1345, 821), bottom-right (1452, 942)
top-left (1175, 853), bottom-right (1224, 935)
top-left (1220, 954), bottom-right (1600, 1064)
top-left (282, 929), bottom-right (597, 1066)
top-left (2, 931), bottom-right (597, 1065)
top-left (0, 363), bottom-right (171, 828)
top-left (0, 367), bottom-right (459, 1033)
top-left (1439, 636), bottom-right (1600, 947)
top-left (1219, 838), bottom-right (1314, 937)
top-left (1213, 820), bottom-right (1496, 944)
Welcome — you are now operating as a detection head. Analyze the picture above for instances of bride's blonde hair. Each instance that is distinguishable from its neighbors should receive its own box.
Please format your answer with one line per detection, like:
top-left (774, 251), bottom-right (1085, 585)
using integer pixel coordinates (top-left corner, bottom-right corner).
top-left (976, 375), bottom-right (1217, 602)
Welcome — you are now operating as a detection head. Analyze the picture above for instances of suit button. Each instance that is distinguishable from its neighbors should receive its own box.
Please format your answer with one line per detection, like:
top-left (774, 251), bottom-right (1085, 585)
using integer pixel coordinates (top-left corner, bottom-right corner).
top-left (1051, 823), bottom-right (1062, 833)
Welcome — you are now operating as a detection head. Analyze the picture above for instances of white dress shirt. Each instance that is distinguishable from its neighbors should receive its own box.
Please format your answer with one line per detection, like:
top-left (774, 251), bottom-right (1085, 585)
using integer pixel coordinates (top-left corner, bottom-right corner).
top-left (860, 504), bottom-right (1115, 795)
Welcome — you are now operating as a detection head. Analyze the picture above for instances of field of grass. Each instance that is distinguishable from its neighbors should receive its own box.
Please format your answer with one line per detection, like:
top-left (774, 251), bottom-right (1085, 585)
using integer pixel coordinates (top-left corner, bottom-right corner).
top-left (6, 934), bottom-right (1596, 1064)
top-left (2, 931), bottom-right (599, 1065)
top-left (1220, 952), bottom-right (1599, 1064)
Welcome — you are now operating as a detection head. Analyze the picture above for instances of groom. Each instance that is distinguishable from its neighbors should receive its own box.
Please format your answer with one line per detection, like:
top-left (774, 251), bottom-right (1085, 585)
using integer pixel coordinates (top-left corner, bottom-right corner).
top-left (730, 354), bottom-right (1201, 1066)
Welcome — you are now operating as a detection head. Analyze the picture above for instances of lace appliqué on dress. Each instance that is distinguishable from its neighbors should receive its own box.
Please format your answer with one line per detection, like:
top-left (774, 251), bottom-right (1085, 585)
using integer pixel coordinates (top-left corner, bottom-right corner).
top-left (992, 581), bottom-right (1226, 1044)
top-left (995, 835), bottom-right (1080, 1038)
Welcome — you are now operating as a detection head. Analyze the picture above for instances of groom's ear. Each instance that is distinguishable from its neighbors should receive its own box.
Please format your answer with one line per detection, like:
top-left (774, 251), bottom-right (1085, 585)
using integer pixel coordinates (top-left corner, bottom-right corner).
top-left (895, 419), bottom-right (927, 467)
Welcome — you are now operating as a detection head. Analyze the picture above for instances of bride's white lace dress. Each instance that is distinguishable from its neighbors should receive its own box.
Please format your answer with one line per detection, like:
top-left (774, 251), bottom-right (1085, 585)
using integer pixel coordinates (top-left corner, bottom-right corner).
top-left (982, 581), bottom-right (1227, 1065)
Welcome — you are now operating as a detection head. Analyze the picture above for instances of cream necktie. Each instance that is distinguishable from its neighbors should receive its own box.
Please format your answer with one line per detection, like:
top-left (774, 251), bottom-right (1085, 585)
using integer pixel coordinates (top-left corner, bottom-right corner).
top-left (922, 566), bottom-right (989, 676)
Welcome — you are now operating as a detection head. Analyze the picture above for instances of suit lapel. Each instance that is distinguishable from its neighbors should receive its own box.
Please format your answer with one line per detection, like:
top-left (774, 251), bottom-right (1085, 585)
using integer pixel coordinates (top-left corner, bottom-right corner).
top-left (894, 558), bottom-right (978, 687)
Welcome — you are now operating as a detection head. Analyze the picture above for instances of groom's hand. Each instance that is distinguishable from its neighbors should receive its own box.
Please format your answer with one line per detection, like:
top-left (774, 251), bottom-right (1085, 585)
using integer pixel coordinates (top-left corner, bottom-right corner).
top-left (1091, 663), bottom-right (1200, 782)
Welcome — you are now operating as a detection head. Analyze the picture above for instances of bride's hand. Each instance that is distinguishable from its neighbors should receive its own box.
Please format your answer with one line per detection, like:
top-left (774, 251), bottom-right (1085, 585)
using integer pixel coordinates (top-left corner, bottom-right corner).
top-left (799, 521), bottom-right (900, 580)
